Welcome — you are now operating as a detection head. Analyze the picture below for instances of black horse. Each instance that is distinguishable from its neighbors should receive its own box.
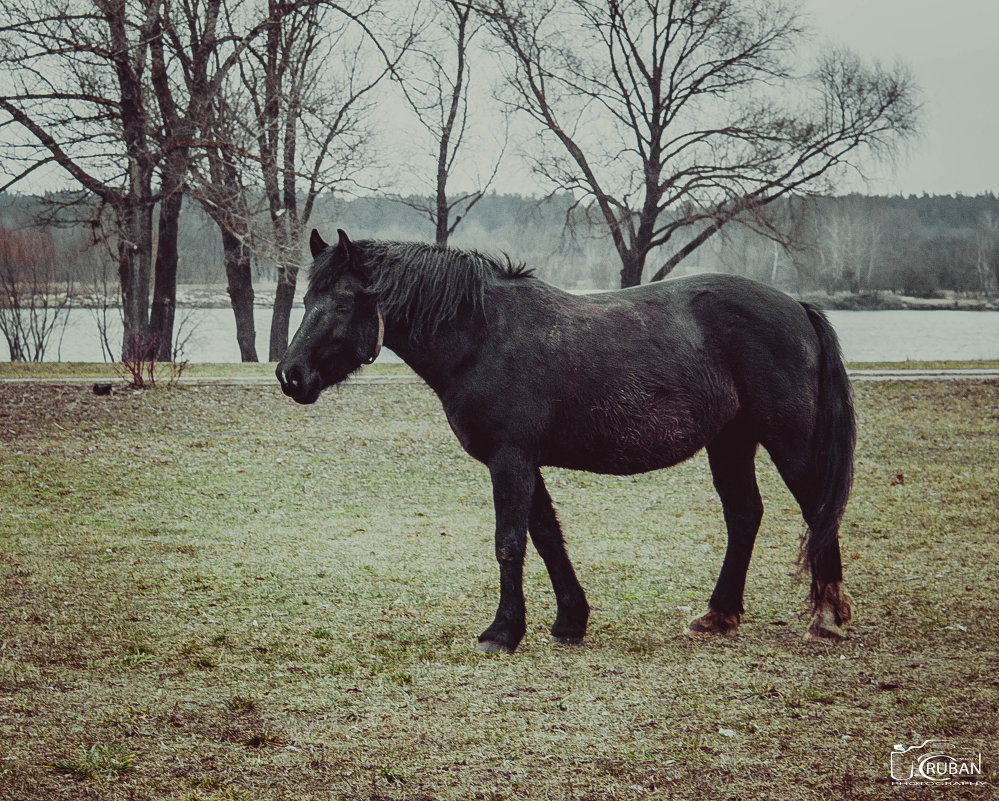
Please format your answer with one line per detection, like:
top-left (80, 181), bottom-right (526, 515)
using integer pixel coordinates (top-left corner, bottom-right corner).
top-left (277, 229), bottom-right (856, 652)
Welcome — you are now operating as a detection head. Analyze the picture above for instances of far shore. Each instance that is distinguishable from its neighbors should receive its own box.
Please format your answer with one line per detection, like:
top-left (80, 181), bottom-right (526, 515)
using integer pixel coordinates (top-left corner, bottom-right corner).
top-left (64, 284), bottom-right (999, 311)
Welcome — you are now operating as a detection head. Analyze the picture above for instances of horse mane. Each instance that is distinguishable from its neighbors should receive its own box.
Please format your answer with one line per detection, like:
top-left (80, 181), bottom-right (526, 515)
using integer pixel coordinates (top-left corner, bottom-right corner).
top-left (311, 239), bottom-right (534, 341)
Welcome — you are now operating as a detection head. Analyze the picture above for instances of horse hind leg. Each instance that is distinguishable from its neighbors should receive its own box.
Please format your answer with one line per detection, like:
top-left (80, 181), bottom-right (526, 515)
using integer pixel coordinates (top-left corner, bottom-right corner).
top-left (801, 505), bottom-right (853, 642)
top-left (529, 471), bottom-right (590, 644)
top-left (767, 444), bottom-right (853, 642)
top-left (807, 577), bottom-right (853, 642)
top-left (688, 427), bottom-right (764, 637)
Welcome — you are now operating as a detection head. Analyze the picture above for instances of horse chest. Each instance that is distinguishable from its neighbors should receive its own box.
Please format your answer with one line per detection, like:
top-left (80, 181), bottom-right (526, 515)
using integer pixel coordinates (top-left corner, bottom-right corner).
top-left (443, 411), bottom-right (479, 459)
top-left (440, 396), bottom-right (505, 464)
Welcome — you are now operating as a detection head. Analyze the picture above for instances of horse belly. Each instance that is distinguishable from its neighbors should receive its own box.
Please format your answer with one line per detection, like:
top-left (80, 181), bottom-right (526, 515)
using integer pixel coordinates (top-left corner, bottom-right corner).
top-left (543, 391), bottom-right (732, 475)
top-left (543, 432), bottom-right (702, 474)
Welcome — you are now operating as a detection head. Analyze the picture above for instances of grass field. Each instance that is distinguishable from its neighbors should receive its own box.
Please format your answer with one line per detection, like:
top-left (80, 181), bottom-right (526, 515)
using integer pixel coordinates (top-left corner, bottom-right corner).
top-left (1, 374), bottom-right (997, 800)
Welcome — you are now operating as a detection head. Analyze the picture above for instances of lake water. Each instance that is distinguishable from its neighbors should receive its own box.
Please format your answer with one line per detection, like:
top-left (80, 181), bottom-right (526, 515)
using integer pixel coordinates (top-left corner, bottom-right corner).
top-left (5, 307), bottom-right (999, 364)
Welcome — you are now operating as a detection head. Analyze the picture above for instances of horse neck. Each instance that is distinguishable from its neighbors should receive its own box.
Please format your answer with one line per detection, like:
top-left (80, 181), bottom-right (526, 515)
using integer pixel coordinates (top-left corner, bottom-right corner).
top-left (380, 311), bottom-right (480, 395)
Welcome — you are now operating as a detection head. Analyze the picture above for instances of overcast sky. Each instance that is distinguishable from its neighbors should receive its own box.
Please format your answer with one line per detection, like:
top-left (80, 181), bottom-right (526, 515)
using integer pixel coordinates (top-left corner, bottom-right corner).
top-left (804, 0), bottom-right (997, 196)
top-left (477, 0), bottom-right (999, 199)
top-left (2, 0), bottom-right (995, 200)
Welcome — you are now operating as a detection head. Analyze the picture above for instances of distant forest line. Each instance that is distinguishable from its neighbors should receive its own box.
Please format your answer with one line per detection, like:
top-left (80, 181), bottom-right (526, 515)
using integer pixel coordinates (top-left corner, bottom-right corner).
top-left (2, 190), bottom-right (998, 299)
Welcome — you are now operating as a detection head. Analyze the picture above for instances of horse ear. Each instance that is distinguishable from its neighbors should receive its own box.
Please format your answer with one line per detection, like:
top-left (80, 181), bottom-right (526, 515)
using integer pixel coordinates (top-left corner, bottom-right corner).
top-left (336, 228), bottom-right (358, 270)
top-left (309, 229), bottom-right (328, 258)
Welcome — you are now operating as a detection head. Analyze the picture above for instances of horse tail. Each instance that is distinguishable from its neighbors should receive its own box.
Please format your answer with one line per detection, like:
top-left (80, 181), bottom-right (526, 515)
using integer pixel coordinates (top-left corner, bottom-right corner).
top-left (800, 303), bottom-right (856, 610)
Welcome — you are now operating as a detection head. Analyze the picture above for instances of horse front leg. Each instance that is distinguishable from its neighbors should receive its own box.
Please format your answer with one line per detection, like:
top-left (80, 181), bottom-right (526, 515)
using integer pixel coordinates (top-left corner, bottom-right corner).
top-left (478, 448), bottom-right (535, 654)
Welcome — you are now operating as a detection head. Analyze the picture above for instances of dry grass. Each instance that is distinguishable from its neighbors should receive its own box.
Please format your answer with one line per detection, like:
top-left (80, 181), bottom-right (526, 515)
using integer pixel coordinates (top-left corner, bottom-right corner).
top-left (1, 377), bottom-right (997, 800)
top-left (0, 360), bottom-right (416, 380)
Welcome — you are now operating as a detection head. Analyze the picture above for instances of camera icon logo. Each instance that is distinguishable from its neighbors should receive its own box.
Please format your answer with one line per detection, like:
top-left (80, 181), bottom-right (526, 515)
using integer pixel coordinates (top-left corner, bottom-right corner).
top-left (890, 739), bottom-right (983, 784)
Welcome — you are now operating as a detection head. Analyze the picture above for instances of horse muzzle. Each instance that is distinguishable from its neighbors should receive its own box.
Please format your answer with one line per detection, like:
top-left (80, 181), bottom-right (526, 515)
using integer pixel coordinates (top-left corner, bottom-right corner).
top-left (276, 361), bottom-right (322, 405)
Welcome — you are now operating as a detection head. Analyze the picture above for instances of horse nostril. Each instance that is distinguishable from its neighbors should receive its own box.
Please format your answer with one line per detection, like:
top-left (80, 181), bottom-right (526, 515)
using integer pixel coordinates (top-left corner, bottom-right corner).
top-left (276, 363), bottom-right (303, 393)
top-left (277, 361), bottom-right (322, 403)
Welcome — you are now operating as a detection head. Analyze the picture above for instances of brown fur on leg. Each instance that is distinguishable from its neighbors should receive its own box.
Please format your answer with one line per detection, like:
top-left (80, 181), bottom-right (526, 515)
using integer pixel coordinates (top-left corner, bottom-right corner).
top-left (805, 581), bottom-right (853, 642)
top-left (687, 608), bottom-right (742, 637)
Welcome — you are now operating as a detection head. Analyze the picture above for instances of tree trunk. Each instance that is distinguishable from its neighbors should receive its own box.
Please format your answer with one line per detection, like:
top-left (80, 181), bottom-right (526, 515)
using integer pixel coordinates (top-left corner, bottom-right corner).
top-left (435, 183), bottom-right (449, 246)
top-left (619, 250), bottom-right (647, 288)
top-left (220, 227), bottom-right (258, 362)
top-left (434, 119), bottom-right (452, 246)
top-left (269, 274), bottom-right (296, 361)
top-left (118, 203), bottom-right (153, 359)
top-left (648, 219), bottom-right (726, 284)
top-left (149, 188), bottom-right (182, 360)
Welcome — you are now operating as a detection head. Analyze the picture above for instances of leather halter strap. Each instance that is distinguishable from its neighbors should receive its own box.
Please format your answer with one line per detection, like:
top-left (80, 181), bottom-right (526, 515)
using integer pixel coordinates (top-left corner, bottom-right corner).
top-left (364, 307), bottom-right (384, 364)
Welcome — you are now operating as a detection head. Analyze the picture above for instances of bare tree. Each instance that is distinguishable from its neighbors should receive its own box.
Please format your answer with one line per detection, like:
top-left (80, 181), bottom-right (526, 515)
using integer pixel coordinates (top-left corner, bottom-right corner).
top-left (187, 121), bottom-right (260, 361)
top-left (807, 195), bottom-right (889, 293)
top-left (480, 0), bottom-right (920, 286)
top-left (158, 0), bottom-right (268, 362)
top-left (237, 0), bottom-right (413, 361)
top-left (975, 208), bottom-right (999, 297)
top-left (392, 0), bottom-right (505, 245)
top-left (144, 0), bottom-right (295, 360)
top-left (0, 0), bottom-right (279, 361)
top-left (0, 0), bottom-right (163, 348)
top-left (147, 0), bottom-right (208, 360)
top-left (0, 225), bottom-right (71, 361)
top-left (81, 213), bottom-right (122, 362)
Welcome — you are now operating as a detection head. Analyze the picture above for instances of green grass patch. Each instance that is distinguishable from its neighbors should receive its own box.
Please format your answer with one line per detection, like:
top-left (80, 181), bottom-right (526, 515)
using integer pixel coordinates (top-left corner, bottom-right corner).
top-left (45, 742), bottom-right (138, 779)
top-left (1, 378), bottom-right (996, 799)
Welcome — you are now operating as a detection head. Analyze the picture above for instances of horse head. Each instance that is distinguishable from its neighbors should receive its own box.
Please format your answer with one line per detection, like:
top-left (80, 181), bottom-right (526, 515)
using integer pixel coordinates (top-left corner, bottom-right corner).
top-left (276, 229), bottom-right (383, 404)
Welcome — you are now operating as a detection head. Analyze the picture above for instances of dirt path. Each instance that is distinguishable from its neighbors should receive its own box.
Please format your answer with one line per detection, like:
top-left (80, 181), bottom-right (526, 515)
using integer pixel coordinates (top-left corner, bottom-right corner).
top-left (3, 368), bottom-right (999, 386)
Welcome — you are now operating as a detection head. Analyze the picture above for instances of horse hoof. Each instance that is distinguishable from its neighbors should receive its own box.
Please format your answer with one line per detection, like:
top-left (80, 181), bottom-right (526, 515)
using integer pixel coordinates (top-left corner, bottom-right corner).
top-left (805, 617), bottom-right (848, 642)
top-left (685, 626), bottom-right (738, 639)
top-left (551, 635), bottom-right (584, 646)
top-left (477, 639), bottom-right (513, 654)
top-left (805, 601), bottom-right (849, 642)
top-left (687, 610), bottom-right (741, 637)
